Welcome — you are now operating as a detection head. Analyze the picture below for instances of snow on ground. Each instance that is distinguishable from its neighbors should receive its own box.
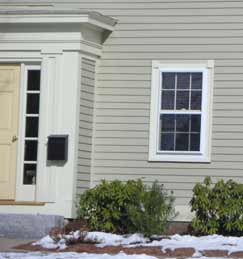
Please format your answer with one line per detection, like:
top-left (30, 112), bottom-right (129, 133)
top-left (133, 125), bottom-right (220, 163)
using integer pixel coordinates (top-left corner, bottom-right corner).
top-left (33, 235), bottom-right (67, 250)
top-left (140, 234), bottom-right (243, 255)
top-left (85, 232), bottom-right (148, 247)
top-left (84, 233), bottom-right (243, 255)
top-left (32, 232), bottom-right (148, 250)
top-left (33, 231), bottom-right (243, 256)
top-left (0, 252), bottom-right (157, 259)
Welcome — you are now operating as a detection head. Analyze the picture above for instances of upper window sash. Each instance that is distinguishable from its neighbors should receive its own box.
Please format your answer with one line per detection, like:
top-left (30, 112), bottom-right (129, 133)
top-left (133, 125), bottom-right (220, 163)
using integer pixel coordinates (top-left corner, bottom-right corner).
top-left (160, 71), bottom-right (204, 113)
top-left (159, 68), bottom-right (208, 112)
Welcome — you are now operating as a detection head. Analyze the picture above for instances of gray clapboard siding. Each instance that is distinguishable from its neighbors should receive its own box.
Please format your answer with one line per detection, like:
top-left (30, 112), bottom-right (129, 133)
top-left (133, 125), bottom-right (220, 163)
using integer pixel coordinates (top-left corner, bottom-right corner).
top-left (94, 145), bottom-right (243, 155)
top-left (95, 109), bottom-right (243, 117)
top-left (77, 57), bottom-right (96, 195)
top-left (100, 59), bottom-right (243, 67)
top-left (99, 66), bottom-right (243, 74)
top-left (92, 167), bottom-right (243, 177)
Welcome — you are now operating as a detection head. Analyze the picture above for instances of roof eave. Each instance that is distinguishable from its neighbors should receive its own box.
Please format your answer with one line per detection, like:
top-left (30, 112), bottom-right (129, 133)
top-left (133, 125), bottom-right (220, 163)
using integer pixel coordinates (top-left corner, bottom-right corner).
top-left (0, 9), bottom-right (117, 32)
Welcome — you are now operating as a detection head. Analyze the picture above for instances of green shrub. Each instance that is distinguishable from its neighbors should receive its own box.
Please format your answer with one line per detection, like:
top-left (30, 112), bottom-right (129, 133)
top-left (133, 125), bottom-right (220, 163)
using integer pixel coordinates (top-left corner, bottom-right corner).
top-left (127, 181), bottom-right (176, 237)
top-left (190, 176), bottom-right (243, 236)
top-left (78, 179), bottom-right (176, 236)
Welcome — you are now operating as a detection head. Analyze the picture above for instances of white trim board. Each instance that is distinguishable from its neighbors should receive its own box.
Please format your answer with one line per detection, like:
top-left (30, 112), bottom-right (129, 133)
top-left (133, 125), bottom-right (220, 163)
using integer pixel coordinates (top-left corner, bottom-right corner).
top-left (0, 10), bottom-right (117, 31)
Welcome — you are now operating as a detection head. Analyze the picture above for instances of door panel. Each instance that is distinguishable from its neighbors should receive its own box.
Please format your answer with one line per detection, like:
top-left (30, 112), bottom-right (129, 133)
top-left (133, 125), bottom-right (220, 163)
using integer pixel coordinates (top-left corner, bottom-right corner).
top-left (0, 94), bottom-right (13, 129)
top-left (0, 145), bottom-right (10, 182)
top-left (0, 65), bottom-right (20, 199)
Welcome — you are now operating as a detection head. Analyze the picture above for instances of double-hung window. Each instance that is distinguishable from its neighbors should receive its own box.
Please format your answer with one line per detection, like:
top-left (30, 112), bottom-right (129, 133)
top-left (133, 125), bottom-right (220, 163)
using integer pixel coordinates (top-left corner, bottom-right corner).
top-left (149, 61), bottom-right (214, 162)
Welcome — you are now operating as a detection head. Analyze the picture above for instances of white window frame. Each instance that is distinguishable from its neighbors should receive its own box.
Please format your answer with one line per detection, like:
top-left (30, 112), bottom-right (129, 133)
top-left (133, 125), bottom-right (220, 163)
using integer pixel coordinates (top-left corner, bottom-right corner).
top-left (149, 60), bottom-right (214, 162)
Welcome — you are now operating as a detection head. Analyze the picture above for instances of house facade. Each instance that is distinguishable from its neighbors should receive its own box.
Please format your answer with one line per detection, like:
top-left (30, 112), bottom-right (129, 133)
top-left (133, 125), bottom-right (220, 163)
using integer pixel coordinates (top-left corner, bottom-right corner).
top-left (0, 0), bottom-right (241, 221)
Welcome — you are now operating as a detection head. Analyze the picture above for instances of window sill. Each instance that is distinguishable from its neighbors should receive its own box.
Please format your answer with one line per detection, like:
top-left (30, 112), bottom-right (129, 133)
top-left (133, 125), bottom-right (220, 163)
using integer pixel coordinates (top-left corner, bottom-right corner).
top-left (148, 153), bottom-right (211, 163)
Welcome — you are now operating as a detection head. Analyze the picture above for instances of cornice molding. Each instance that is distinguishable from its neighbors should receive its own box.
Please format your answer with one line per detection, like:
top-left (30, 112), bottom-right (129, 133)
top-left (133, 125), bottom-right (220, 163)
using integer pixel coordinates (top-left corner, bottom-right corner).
top-left (0, 10), bottom-right (117, 32)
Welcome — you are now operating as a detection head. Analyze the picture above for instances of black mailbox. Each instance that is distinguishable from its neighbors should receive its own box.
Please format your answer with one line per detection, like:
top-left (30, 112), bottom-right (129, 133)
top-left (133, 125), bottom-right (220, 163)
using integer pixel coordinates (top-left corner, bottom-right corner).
top-left (47, 135), bottom-right (68, 162)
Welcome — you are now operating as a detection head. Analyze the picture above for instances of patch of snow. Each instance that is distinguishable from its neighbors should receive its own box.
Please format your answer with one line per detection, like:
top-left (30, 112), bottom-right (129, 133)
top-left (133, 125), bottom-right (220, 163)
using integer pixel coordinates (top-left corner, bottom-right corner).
top-left (84, 232), bottom-right (123, 246)
top-left (64, 230), bottom-right (81, 241)
top-left (85, 232), bottom-right (147, 247)
top-left (62, 230), bottom-right (84, 247)
top-left (122, 233), bottom-right (147, 246)
top-left (32, 235), bottom-right (67, 250)
top-left (33, 231), bottom-right (148, 250)
top-left (136, 234), bottom-right (243, 255)
top-left (0, 252), bottom-right (157, 259)
top-left (192, 251), bottom-right (203, 258)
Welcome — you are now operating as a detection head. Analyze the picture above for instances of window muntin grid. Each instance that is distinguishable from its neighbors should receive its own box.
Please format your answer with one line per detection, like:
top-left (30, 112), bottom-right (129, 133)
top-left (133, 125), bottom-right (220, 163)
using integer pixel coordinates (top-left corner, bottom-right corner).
top-left (159, 72), bottom-right (203, 152)
top-left (23, 68), bottom-right (41, 185)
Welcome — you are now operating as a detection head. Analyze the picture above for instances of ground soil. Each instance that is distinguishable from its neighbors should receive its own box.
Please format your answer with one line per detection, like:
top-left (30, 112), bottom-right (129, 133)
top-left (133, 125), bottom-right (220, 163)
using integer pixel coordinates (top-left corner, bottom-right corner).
top-left (15, 242), bottom-right (243, 258)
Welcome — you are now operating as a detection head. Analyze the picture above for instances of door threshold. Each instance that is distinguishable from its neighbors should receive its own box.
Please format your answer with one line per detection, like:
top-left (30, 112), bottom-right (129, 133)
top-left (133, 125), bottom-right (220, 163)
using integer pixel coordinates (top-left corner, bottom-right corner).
top-left (0, 200), bottom-right (45, 206)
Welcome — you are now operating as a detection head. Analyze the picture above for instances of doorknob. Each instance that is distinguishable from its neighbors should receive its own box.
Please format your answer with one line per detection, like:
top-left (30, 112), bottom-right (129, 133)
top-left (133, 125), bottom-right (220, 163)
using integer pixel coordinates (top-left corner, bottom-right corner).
top-left (12, 135), bottom-right (18, 142)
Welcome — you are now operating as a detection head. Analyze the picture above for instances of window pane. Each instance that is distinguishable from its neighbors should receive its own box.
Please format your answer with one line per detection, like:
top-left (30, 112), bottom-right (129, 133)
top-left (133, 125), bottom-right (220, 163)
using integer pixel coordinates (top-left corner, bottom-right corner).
top-left (27, 70), bottom-right (40, 91)
top-left (161, 114), bottom-right (175, 132)
top-left (24, 140), bottom-right (38, 161)
top-left (25, 117), bottom-right (39, 138)
top-left (26, 93), bottom-right (40, 114)
top-left (177, 73), bottom-right (190, 89)
top-left (23, 164), bottom-right (36, 185)
top-left (190, 133), bottom-right (200, 151)
top-left (176, 133), bottom-right (189, 151)
top-left (161, 133), bottom-right (174, 151)
top-left (176, 115), bottom-right (190, 132)
top-left (176, 90), bottom-right (189, 110)
top-left (162, 72), bottom-right (175, 89)
top-left (161, 90), bottom-right (174, 109)
top-left (192, 73), bottom-right (202, 89)
top-left (191, 91), bottom-right (202, 110)
top-left (191, 115), bottom-right (201, 132)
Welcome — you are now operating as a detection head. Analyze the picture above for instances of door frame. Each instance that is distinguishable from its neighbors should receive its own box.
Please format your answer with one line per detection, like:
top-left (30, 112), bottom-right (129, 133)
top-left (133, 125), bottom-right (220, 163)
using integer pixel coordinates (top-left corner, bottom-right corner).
top-left (0, 54), bottom-right (43, 203)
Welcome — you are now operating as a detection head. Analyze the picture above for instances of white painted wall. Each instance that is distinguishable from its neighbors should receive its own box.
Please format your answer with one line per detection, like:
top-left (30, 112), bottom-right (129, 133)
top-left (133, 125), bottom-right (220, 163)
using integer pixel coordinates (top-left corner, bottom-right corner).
top-left (35, 51), bottom-right (81, 217)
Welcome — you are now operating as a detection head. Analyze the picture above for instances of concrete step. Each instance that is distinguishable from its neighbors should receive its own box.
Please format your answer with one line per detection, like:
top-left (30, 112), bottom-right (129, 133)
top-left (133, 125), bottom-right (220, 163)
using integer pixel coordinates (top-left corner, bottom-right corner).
top-left (0, 213), bottom-right (64, 239)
